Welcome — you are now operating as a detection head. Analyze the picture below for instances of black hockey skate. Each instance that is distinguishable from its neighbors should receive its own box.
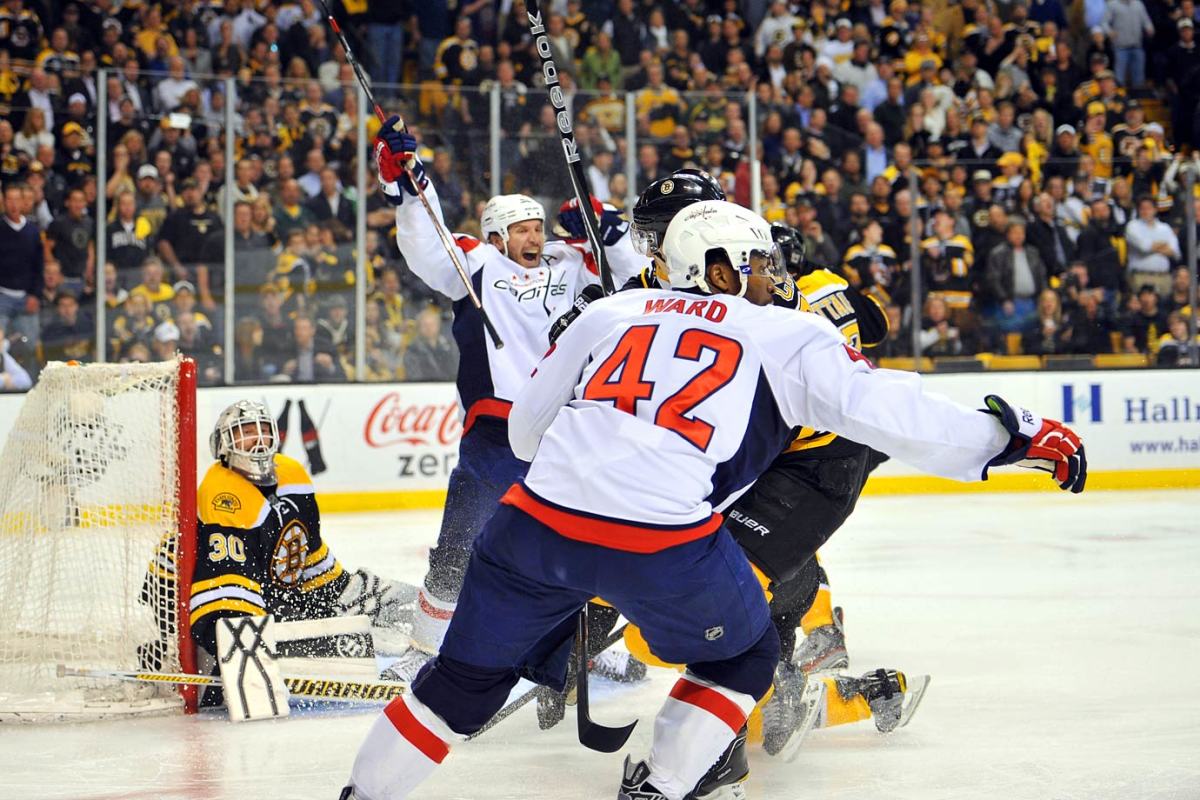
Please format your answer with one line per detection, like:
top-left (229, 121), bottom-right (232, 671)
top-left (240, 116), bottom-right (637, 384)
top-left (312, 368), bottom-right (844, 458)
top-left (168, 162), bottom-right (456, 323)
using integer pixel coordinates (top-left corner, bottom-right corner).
top-left (617, 728), bottom-right (749, 800)
top-left (832, 668), bottom-right (931, 733)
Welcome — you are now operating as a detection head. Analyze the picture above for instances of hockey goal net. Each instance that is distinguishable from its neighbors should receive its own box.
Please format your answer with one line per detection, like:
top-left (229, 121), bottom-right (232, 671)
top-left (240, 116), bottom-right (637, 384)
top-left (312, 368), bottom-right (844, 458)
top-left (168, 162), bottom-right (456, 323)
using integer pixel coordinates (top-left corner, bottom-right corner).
top-left (0, 357), bottom-right (198, 721)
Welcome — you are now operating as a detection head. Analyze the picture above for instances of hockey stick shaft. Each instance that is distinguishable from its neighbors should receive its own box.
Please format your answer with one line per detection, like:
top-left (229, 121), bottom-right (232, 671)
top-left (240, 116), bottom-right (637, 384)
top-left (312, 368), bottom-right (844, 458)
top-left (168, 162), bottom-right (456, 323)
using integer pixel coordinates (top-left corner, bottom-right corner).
top-left (467, 621), bottom-right (629, 739)
top-left (525, 0), bottom-right (615, 295)
top-left (59, 665), bottom-right (407, 704)
top-left (575, 607), bottom-right (637, 752)
top-left (315, 0), bottom-right (504, 349)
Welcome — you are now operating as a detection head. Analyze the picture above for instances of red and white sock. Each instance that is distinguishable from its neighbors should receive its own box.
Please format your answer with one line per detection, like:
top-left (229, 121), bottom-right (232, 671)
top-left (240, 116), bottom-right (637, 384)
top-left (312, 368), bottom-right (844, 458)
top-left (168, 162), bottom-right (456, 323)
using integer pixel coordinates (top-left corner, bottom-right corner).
top-left (646, 672), bottom-right (757, 800)
top-left (411, 585), bottom-right (455, 653)
top-left (348, 695), bottom-right (457, 799)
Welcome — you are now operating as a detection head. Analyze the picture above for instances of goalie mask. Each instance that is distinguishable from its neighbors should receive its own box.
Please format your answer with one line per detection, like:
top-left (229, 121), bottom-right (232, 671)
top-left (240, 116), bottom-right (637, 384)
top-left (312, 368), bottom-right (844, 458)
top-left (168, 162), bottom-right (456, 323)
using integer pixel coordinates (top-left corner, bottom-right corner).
top-left (660, 200), bottom-right (787, 297)
top-left (210, 400), bottom-right (279, 485)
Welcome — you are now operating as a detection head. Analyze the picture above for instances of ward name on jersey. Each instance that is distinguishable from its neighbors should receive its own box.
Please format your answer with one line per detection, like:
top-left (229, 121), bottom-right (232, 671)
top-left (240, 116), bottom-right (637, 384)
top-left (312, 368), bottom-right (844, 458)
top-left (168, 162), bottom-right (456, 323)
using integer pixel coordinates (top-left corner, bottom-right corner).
top-left (391, 181), bottom-right (641, 434)
top-left (507, 288), bottom-right (1011, 546)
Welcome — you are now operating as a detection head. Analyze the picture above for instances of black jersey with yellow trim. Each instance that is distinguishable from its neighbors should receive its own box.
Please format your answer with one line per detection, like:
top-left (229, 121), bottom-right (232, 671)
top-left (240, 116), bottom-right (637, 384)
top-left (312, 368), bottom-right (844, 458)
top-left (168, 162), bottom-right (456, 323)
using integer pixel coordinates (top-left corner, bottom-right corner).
top-left (149, 453), bottom-right (346, 653)
top-left (775, 269), bottom-right (889, 456)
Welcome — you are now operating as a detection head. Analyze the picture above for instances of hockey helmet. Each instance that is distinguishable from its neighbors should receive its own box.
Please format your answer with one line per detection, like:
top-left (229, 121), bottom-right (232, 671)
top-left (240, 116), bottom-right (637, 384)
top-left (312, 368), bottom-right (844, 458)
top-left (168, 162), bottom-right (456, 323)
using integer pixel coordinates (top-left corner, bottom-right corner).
top-left (660, 200), bottom-right (786, 297)
top-left (771, 223), bottom-right (810, 277)
top-left (210, 400), bottom-right (279, 485)
top-left (480, 194), bottom-right (546, 254)
top-left (631, 168), bottom-right (727, 257)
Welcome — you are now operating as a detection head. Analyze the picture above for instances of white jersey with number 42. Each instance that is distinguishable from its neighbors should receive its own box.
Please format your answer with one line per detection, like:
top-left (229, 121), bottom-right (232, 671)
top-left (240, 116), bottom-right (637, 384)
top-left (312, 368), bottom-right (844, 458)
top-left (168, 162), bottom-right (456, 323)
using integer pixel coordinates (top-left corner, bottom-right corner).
top-left (507, 289), bottom-right (1011, 551)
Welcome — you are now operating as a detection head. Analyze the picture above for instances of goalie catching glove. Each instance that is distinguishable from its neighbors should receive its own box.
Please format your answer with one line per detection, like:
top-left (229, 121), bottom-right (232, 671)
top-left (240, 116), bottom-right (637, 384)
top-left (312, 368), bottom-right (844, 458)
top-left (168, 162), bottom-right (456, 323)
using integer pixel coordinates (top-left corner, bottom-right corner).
top-left (982, 395), bottom-right (1087, 493)
top-left (374, 115), bottom-right (427, 204)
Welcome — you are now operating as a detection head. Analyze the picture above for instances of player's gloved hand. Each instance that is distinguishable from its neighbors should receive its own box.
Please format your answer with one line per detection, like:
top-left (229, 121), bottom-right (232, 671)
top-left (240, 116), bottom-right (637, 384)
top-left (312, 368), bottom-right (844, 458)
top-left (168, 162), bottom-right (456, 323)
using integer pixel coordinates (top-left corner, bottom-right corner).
top-left (558, 198), bottom-right (629, 246)
top-left (549, 284), bottom-right (605, 345)
top-left (982, 394), bottom-right (1086, 493)
top-left (374, 115), bottom-right (427, 204)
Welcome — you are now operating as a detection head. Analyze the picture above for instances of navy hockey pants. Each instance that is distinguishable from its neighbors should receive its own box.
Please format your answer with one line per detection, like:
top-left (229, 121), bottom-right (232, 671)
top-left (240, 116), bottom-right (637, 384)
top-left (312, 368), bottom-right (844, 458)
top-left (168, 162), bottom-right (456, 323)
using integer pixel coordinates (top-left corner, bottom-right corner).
top-left (424, 425), bottom-right (528, 600)
top-left (411, 503), bottom-right (779, 735)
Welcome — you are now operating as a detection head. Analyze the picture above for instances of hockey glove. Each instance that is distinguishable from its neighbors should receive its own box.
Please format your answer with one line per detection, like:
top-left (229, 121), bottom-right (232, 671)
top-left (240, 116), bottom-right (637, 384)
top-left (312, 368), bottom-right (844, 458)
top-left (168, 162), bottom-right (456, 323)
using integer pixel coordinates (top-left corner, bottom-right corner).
top-left (558, 198), bottom-right (629, 245)
top-left (982, 395), bottom-right (1087, 493)
top-left (374, 115), bottom-right (427, 205)
top-left (549, 284), bottom-right (605, 345)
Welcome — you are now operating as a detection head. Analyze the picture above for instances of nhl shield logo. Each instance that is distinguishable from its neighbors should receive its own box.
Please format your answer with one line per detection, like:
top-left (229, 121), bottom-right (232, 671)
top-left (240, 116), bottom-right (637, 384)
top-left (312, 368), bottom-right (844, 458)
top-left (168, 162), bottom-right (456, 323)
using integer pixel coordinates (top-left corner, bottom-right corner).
top-left (660, 179), bottom-right (674, 194)
top-left (704, 626), bottom-right (724, 641)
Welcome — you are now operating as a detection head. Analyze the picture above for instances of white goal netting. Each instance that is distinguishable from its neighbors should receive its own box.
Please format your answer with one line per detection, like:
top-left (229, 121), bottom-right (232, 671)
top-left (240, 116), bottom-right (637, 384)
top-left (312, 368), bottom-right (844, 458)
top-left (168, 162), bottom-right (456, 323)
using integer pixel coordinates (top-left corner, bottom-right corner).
top-left (0, 359), bottom-right (193, 722)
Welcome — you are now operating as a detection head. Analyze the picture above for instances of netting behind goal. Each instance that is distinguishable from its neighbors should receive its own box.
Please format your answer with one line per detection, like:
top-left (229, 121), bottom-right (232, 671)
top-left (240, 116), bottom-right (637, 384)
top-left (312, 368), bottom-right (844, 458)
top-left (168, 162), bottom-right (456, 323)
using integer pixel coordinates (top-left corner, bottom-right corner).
top-left (0, 358), bottom-right (197, 722)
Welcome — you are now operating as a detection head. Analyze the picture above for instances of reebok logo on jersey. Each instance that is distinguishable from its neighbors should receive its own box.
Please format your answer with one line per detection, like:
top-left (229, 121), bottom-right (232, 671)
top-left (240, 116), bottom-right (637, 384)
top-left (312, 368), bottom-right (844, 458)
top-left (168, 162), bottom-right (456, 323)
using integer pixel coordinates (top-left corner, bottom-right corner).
top-left (705, 626), bottom-right (725, 641)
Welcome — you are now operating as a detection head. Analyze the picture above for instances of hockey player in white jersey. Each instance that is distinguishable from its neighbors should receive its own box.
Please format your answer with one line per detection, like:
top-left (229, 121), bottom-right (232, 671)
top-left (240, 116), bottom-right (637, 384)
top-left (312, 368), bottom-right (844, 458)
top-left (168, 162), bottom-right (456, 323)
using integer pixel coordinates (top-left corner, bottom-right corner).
top-left (340, 201), bottom-right (1085, 800)
top-left (373, 119), bottom-right (641, 679)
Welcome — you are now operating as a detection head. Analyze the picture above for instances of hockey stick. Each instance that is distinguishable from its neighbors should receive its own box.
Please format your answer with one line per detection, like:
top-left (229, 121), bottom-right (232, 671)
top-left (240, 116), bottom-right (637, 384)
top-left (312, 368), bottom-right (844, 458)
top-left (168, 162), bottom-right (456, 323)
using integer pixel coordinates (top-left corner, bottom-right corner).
top-left (315, 0), bottom-right (504, 349)
top-left (467, 621), bottom-right (629, 740)
top-left (575, 607), bottom-right (637, 752)
top-left (525, 0), bottom-right (615, 295)
top-left (58, 665), bottom-right (407, 704)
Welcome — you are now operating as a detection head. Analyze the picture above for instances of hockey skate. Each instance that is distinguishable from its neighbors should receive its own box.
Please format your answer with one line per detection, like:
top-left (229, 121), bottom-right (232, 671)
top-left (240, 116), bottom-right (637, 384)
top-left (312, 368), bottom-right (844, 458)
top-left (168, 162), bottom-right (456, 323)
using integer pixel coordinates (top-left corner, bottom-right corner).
top-left (379, 646), bottom-right (432, 684)
top-left (684, 725), bottom-right (749, 800)
top-left (591, 647), bottom-right (648, 683)
top-left (832, 668), bottom-right (931, 733)
top-left (618, 729), bottom-right (749, 800)
top-left (793, 606), bottom-right (847, 674)
top-left (761, 663), bottom-right (826, 760)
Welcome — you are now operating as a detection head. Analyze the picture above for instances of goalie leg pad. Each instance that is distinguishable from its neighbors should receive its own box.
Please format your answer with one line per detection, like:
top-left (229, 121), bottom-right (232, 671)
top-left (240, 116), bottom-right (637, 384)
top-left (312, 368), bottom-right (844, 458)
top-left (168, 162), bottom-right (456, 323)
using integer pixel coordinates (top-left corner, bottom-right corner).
top-left (216, 615), bottom-right (290, 722)
top-left (337, 569), bottom-right (419, 630)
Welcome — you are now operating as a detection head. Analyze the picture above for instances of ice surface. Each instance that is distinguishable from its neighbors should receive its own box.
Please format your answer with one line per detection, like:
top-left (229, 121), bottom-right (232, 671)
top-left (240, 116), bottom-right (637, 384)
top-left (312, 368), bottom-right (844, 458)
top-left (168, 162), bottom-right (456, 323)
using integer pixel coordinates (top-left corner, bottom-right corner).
top-left (2, 490), bottom-right (1198, 800)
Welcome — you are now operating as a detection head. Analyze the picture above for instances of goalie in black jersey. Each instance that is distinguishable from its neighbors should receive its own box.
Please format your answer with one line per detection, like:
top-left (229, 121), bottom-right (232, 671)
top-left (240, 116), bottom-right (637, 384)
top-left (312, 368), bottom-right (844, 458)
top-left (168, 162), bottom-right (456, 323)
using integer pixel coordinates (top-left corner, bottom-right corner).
top-left (141, 400), bottom-right (416, 712)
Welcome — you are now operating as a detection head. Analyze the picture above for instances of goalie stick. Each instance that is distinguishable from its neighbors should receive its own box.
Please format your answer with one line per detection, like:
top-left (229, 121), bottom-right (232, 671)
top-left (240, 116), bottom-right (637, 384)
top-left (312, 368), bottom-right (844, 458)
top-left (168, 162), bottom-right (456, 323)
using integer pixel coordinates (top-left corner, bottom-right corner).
top-left (314, 0), bottom-right (504, 349)
top-left (525, 0), bottom-right (616, 295)
top-left (58, 665), bottom-right (407, 704)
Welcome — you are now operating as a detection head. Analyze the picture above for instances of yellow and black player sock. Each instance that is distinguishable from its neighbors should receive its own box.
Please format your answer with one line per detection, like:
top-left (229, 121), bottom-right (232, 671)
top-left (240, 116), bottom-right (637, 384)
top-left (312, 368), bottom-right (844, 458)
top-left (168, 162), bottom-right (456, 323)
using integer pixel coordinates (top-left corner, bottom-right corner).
top-left (799, 561), bottom-right (833, 634)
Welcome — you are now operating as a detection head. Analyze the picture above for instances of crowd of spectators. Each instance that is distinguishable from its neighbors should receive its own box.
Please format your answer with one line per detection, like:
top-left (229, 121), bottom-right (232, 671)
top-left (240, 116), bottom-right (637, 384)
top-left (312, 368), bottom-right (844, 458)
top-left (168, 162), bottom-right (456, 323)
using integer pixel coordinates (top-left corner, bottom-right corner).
top-left (1, 0), bottom-right (1199, 390)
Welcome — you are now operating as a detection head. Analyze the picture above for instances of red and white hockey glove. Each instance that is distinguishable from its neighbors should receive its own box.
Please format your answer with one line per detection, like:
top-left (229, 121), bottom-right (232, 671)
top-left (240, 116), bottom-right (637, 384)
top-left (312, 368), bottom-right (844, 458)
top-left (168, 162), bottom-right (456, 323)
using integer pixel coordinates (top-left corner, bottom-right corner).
top-left (982, 395), bottom-right (1087, 493)
top-left (373, 115), bottom-right (427, 205)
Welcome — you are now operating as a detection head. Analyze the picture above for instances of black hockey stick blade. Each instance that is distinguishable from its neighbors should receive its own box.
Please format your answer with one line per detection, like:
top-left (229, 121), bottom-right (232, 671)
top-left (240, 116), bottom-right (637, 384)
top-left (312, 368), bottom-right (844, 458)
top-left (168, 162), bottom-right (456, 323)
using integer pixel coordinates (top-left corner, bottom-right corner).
top-left (575, 609), bottom-right (637, 752)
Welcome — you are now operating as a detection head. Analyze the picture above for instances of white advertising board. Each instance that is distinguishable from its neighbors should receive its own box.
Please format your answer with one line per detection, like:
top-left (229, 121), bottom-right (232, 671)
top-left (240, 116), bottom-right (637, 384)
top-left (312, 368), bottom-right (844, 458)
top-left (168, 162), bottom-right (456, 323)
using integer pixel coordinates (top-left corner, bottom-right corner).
top-left (0, 369), bottom-right (1196, 507)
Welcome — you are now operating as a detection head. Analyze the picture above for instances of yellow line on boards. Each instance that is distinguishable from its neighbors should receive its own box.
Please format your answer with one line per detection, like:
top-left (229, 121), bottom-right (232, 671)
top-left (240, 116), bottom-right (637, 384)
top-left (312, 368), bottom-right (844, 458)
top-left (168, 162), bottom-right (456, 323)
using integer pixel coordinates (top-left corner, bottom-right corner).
top-left (316, 470), bottom-right (1200, 512)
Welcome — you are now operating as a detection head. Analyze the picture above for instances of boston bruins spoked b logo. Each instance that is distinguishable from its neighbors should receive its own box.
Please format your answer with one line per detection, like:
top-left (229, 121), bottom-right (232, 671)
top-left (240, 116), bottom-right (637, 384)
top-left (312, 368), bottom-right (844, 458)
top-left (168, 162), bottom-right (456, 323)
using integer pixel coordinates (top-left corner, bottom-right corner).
top-left (660, 179), bottom-right (674, 195)
top-left (272, 520), bottom-right (310, 586)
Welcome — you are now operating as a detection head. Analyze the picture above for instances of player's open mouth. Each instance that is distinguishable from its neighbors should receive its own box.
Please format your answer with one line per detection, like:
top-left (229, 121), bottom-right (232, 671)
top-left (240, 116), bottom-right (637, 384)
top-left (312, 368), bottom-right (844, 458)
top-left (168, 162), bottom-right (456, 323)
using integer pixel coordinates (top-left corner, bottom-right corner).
top-left (521, 250), bottom-right (539, 264)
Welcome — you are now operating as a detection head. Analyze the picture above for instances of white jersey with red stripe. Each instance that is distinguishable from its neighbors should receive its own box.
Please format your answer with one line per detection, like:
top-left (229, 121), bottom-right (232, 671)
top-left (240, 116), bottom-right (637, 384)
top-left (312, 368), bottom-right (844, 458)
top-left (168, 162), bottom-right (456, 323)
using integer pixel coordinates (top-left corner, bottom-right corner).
top-left (507, 288), bottom-right (1011, 549)
top-left (393, 182), bottom-right (642, 431)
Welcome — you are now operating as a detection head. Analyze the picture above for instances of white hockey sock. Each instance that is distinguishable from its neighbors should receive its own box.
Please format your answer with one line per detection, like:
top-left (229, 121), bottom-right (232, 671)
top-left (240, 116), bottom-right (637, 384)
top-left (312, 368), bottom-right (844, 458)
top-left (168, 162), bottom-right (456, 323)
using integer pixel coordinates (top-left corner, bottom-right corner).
top-left (410, 585), bottom-right (455, 653)
top-left (349, 695), bottom-right (457, 799)
top-left (646, 673), bottom-right (757, 800)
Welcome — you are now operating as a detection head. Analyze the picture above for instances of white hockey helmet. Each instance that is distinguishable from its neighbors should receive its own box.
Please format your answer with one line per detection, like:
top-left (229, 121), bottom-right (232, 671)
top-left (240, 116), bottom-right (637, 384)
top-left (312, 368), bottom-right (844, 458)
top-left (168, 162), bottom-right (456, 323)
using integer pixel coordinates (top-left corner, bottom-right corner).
top-left (480, 194), bottom-right (546, 252)
top-left (210, 400), bottom-right (279, 485)
top-left (660, 200), bottom-right (786, 296)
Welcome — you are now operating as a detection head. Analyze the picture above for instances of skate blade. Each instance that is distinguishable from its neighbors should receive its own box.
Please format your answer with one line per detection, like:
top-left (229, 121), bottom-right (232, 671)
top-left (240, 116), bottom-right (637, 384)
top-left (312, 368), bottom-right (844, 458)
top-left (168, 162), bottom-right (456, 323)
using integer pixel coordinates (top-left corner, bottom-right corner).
top-left (896, 674), bottom-right (931, 729)
top-left (778, 678), bottom-right (826, 763)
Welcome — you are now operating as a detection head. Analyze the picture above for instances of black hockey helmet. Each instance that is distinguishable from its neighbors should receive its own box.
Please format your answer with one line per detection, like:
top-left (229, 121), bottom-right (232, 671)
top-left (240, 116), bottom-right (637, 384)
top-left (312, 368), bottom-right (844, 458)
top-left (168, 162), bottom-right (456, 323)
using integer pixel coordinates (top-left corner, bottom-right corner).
top-left (631, 168), bottom-right (727, 257)
top-left (771, 223), bottom-right (809, 277)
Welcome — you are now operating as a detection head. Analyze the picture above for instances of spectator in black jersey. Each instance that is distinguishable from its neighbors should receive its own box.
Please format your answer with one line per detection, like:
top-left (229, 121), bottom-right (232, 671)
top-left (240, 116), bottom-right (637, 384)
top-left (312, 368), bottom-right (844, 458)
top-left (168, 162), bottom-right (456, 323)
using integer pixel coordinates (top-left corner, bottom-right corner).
top-left (158, 178), bottom-right (222, 284)
top-left (41, 292), bottom-right (93, 363)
